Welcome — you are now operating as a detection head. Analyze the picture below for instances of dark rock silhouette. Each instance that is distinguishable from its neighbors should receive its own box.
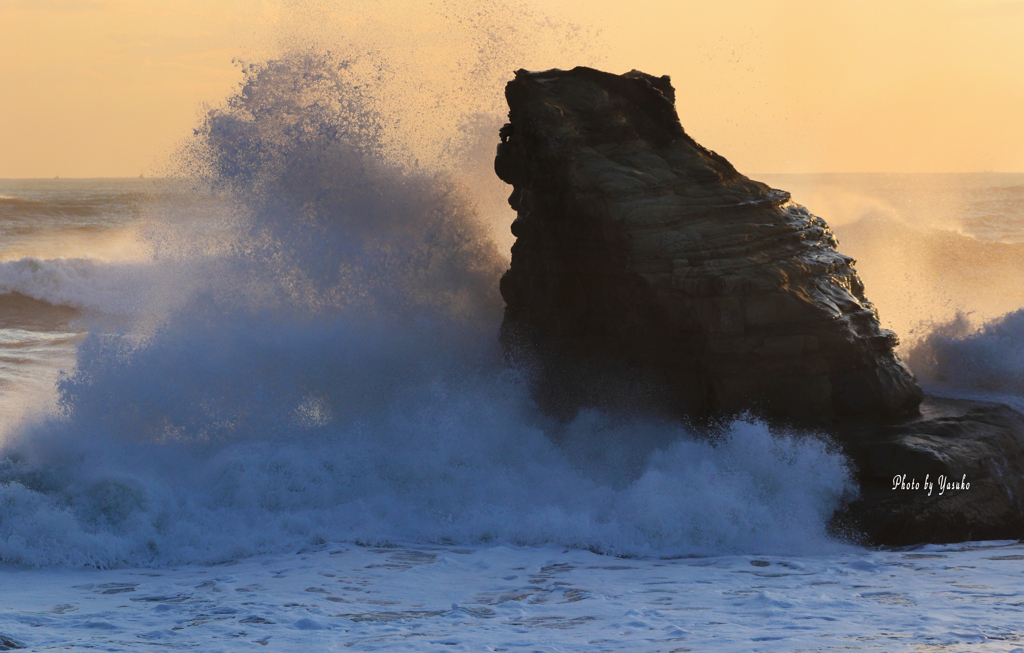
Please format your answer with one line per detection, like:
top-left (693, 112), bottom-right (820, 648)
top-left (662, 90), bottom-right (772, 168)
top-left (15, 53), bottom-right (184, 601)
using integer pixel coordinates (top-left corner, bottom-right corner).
top-left (834, 395), bottom-right (1024, 545)
top-left (495, 67), bottom-right (1024, 544)
top-left (496, 66), bottom-right (922, 423)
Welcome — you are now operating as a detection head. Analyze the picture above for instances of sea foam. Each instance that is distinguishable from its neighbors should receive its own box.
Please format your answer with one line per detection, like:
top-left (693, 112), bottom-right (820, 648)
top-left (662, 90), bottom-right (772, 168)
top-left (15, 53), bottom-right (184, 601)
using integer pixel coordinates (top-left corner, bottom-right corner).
top-left (1, 357), bottom-right (855, 566)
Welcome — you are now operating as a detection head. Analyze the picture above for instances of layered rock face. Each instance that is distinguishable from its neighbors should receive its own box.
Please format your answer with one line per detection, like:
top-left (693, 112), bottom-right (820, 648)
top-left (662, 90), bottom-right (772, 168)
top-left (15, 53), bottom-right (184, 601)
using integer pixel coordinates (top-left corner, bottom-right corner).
top-left (496, 67), bottom-right (923, 423)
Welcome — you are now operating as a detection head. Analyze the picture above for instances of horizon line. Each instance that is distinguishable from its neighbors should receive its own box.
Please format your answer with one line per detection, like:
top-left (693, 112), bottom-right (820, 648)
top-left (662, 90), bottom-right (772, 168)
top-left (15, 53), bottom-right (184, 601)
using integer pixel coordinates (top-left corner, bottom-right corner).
top-left (3, 171), bottom-right (1024, 181)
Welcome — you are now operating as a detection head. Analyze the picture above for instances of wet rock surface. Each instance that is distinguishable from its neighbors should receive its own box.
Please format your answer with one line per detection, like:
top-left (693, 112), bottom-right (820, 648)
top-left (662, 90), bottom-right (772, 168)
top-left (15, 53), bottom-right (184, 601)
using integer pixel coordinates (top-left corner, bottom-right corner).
top-left (495, 66), bottom-right (922, 424)
top-left (495, 66), bottom-right (1024, 545)
top-left (834, 395), bottom-right (1024, 545)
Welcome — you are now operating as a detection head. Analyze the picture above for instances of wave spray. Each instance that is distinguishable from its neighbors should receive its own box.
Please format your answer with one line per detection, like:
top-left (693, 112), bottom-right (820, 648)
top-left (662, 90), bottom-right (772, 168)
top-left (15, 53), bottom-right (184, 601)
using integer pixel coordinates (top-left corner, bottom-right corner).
top-left (0, 51), bottom-right (854, 567)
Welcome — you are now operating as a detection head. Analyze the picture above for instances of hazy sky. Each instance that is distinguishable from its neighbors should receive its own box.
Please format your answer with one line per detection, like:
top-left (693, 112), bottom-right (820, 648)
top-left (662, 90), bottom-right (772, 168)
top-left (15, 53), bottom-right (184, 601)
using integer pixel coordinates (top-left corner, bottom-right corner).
top-left (1, 0), bottom-right (1022, 177)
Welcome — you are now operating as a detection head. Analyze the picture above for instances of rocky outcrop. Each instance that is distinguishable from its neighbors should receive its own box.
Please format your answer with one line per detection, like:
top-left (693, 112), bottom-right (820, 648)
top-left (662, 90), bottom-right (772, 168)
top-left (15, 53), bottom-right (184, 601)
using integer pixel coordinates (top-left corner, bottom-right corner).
top-left (833, 395), bottom-right (1024, 544)
top-left (494, 66), bottom-right (1024, 546)
top-left (495, 67), bottom-right (923, 423)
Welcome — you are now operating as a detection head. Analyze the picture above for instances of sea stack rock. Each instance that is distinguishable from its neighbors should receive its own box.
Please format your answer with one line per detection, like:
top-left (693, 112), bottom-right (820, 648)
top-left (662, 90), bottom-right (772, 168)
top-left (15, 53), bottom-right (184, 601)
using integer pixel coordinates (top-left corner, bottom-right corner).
top-left (495, 67), bottom-right (923, 423)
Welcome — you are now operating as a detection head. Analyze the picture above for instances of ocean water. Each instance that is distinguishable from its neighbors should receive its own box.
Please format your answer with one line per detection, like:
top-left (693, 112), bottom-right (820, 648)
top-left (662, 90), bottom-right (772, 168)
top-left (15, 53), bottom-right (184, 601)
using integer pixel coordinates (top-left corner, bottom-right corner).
top-left (1, 55), bottom-right (1023, 650)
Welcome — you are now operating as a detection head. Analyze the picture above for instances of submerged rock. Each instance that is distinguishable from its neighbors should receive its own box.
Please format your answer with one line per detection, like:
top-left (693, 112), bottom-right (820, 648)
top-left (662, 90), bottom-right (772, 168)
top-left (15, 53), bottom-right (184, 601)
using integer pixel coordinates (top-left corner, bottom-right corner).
top-left (495, 67), bottom-right (922, 424)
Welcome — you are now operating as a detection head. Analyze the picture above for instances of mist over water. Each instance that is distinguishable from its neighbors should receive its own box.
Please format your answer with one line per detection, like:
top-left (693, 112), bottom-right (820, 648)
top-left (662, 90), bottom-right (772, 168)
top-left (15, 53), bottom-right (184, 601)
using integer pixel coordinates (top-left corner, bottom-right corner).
top-left (761, 173), bottom-right (1024, 343)
top-left (761, 173), bottom-right (1024, 407)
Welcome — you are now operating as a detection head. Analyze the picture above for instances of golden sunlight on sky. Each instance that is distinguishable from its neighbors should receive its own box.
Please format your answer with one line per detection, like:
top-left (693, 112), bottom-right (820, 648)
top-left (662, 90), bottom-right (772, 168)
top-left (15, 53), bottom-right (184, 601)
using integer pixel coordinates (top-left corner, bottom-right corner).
top-left (0, 0), bottom-right (1022, 177)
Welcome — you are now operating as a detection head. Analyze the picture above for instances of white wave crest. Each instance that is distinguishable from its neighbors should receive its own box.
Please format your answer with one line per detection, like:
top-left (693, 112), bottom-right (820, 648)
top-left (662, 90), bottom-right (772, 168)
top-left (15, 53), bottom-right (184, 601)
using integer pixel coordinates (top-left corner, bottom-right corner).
top-left (907, 309), bottom-right (1024, 398)
top-left (0, 256), bottom-right (195, 317)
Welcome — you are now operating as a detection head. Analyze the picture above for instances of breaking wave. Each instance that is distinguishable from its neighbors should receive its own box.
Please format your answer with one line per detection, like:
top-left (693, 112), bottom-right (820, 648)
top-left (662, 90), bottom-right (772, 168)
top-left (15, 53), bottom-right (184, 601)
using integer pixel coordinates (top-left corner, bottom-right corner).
top-left (0, 258), bottom-right (154, 314)
top-left (906, 309), bottom-right (1024, 399)
top-left (0, 397), bottom-right (852, 566)
top-left (0, 51), bottom-right (857, 567)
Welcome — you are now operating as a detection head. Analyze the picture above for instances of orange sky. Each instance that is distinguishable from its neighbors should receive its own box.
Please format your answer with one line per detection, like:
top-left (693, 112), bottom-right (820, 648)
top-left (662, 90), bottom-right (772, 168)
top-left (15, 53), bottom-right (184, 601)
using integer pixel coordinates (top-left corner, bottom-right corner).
top-left (1, 0), bottom-right (1022, 178)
